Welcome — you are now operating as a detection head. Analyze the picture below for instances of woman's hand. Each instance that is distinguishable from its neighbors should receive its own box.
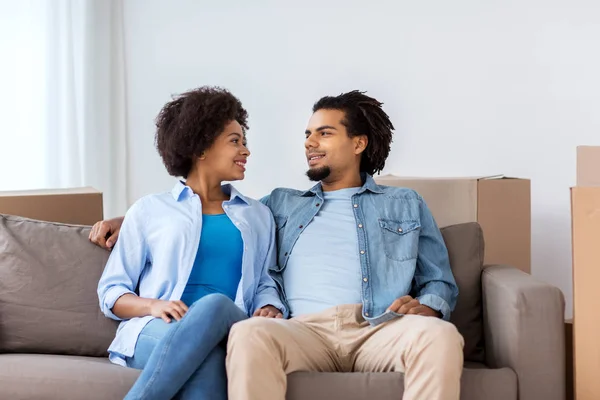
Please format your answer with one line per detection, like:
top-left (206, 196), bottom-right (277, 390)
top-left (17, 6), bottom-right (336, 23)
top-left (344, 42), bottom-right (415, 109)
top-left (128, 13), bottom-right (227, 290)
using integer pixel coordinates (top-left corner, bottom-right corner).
top-left (149, 299), bottom-right (189, 323)
top-left (253, 305), bottom-right (283, 318)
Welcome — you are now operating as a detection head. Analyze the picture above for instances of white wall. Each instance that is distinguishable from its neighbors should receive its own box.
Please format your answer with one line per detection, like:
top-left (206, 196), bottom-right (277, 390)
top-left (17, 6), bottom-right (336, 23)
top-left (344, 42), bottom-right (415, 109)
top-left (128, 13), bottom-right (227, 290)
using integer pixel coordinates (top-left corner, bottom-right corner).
top-left (123, 0), bottom-right (600, 318)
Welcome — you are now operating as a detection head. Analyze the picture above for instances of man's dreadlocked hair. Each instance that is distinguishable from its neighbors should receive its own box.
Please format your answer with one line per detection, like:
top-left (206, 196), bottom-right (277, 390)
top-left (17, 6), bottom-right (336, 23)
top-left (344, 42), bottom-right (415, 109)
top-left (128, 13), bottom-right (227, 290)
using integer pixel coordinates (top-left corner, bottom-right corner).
top-left (312, 90), bottom-right (394, 175)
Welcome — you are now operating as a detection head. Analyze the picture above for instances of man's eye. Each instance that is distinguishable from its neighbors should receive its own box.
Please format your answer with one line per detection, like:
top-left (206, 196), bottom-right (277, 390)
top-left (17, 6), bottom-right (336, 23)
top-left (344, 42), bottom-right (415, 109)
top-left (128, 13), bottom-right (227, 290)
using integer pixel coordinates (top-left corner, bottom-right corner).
top-left (321, 131), bottom-right (330, 136)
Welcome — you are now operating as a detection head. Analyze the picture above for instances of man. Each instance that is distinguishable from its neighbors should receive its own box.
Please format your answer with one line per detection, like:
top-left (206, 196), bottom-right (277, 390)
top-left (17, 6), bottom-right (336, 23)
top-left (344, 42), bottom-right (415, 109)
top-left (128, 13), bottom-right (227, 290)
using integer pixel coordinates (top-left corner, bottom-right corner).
top-left (91, 90), bottom-right (463, 400)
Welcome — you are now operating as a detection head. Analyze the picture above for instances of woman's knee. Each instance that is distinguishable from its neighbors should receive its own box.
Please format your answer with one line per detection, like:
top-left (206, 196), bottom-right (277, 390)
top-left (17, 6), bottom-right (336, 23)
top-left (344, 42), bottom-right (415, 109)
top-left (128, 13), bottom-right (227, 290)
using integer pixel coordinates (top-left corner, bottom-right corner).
top-left (190, 293), bottom-right (233, 310)
top-left (184, 293), bottom-right (246, 328)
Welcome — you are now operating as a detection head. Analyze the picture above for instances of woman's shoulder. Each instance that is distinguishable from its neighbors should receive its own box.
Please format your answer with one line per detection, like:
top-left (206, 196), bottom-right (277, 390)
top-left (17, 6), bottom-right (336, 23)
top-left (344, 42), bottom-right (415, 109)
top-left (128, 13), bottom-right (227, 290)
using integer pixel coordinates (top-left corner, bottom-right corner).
top-left (125, 191), bottom-right (178, 217)
top-left (230, 187), bottom-right (273, 221)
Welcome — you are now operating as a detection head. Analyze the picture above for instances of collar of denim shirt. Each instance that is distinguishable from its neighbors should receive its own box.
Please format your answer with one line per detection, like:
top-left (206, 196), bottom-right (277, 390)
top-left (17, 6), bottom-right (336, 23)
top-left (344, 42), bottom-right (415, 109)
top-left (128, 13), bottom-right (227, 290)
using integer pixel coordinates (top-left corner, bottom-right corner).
top-left (300, 173), bottom-right (385, 199)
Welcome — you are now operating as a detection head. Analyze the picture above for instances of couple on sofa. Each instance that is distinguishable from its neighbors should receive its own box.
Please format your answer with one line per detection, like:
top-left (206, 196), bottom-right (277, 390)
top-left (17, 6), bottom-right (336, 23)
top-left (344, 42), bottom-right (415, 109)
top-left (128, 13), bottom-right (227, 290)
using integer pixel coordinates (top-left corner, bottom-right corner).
top-left (91, 87), bottom-right (463, 400)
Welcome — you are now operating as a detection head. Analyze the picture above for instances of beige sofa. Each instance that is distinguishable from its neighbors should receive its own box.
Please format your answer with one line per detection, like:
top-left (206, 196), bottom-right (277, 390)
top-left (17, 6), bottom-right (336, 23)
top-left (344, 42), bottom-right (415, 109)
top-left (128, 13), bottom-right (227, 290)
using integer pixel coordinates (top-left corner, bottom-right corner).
top-left (0, 214), bottom-right (565, 400)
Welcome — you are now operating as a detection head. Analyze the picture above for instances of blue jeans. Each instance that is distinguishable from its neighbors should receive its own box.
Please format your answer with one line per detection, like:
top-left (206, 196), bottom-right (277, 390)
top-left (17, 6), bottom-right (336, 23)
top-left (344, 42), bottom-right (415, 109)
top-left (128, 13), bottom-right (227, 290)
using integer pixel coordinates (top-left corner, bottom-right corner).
top-left (124, 293), bottom-right (248, 400)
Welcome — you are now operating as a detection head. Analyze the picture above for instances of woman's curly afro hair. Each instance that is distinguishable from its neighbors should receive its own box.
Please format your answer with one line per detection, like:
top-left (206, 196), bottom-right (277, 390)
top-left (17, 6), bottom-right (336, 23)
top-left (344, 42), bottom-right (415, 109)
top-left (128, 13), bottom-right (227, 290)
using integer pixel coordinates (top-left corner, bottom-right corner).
top-left (155, 86), bottom-right (249, 178)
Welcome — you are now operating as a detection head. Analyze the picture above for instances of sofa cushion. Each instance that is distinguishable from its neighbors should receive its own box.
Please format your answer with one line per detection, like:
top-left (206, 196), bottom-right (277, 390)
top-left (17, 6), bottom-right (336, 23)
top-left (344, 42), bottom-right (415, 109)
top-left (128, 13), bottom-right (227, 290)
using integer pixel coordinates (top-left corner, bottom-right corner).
top-left (0, 214), bottom-right (117, 356)
top-left (286, 366), bottom-right (517, 400)
top-left (441, 222), bottom-right (485, 363)
top-left (0, 354), bottom-right (139, 400)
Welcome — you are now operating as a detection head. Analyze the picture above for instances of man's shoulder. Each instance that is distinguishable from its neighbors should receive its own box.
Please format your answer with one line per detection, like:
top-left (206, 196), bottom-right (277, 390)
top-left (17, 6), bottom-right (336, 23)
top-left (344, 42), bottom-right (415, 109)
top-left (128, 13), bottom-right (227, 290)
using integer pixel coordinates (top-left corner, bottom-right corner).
top-left (269, 187), bottom-right (308, 199)
top-left (263, 187), bottom-right (311, 213)
top-left (375, 184), bottom-right (422, 201)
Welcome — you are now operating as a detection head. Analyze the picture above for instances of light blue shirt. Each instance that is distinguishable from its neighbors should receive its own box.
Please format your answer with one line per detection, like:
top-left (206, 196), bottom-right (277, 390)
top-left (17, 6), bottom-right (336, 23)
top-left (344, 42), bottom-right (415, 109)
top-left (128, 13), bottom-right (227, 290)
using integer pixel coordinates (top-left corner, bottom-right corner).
top-left (263, 173), bottom-right (458, 325)
top-left (283, 187), bottom-right (363, 317)
top-left (98, 181), bottom-right (285, 366)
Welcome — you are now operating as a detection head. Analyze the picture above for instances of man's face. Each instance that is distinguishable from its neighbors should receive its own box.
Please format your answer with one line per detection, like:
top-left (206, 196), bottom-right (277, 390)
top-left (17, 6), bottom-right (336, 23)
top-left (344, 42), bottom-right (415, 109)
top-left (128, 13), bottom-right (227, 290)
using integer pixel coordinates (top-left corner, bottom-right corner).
top-left (304, 109), bottom-right (366, 182)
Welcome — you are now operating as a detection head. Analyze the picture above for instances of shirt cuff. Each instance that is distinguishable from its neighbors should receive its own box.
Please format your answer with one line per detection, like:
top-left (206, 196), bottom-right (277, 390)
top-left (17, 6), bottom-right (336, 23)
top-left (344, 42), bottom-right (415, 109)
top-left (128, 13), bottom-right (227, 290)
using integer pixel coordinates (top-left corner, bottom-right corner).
top-left (253, 295), bottom-right (287, 318)
top-left (102, 287), bottom-right (135, 320)
top-left (417, 293), bottom-right (452, 321)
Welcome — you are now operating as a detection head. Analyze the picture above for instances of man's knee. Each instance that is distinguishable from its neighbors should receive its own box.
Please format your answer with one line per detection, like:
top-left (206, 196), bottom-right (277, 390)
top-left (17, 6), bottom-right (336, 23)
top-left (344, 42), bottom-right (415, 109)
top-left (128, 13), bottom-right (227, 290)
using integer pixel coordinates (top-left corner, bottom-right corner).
top-left (228, 318), bottom-right (281, 355)
top-left (408, 316), bottom-right (464, 351)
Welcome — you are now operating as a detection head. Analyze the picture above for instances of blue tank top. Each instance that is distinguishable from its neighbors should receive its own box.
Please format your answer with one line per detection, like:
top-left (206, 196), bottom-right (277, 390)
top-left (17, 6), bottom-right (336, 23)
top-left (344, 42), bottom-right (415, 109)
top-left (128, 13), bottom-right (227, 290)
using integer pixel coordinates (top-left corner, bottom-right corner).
top-left (180, 214), bottom-right (243, 305)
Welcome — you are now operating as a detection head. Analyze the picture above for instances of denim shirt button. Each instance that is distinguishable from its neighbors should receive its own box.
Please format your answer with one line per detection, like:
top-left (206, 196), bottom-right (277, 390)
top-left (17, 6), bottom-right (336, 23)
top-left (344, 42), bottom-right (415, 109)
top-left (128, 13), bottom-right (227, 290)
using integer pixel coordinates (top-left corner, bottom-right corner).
top-left (363, 277), bottom-right (368, 282)
top-left (353, 204), bottom-right (358, 208)
top-left (360, 250), bottom-right (365, 255)
top-left (358, 223), bottom-right (363, 228)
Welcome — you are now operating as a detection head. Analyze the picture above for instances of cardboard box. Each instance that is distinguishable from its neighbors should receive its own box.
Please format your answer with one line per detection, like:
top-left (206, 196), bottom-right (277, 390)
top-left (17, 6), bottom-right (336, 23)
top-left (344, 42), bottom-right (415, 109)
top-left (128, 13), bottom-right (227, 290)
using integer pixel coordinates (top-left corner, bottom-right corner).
top-left (577, 146), bottom-right (600, 186)
top-left (375, 175), bottom-right (531, 273)
top-left (572, 146), bottom-right (600, 400)
top-left (0, 187), bottom-right (103, 226)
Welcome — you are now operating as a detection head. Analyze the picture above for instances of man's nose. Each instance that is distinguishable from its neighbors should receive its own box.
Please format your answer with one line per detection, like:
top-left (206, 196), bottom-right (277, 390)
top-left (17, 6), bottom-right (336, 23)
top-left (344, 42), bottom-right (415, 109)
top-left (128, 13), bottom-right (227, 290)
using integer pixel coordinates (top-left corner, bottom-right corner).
top-left (305, 133), bottom-right (318, 149)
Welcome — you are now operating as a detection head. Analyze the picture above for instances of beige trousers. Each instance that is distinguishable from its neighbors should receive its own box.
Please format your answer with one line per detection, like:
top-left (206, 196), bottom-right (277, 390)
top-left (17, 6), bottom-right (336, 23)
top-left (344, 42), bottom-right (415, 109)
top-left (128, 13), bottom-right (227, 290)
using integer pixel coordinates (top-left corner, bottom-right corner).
top-left (226, 304), bottom-right (464, 400)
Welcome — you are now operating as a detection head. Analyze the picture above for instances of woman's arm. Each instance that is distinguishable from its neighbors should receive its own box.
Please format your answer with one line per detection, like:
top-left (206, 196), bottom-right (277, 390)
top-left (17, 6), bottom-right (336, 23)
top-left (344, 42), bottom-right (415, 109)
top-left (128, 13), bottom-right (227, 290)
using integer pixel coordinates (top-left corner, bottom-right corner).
top-left (97, 200), bottom-right (150, 320)
top-left (113, 293), bottom-right (189, 323)
top-left (97, 200), bottom-right (190, 323)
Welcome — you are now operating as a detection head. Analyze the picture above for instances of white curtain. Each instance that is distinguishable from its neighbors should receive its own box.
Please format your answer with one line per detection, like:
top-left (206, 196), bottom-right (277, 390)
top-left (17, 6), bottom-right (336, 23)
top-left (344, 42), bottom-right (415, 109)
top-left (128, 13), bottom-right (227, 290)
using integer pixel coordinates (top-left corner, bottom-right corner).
top-left (0, 0), bottom-right (128, 218)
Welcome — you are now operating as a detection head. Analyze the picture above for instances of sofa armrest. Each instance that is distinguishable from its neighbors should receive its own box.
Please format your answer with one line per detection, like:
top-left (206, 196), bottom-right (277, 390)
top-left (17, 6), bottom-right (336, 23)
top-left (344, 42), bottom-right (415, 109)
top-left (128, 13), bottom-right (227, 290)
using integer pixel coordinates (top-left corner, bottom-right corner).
top-left (482, 264), bottom-right (565, 400)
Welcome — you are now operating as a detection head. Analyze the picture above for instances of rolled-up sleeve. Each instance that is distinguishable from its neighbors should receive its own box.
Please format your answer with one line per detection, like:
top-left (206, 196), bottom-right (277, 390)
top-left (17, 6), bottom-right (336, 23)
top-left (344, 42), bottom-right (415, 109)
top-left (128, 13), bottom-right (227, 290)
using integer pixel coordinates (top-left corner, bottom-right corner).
top-left (413, 196), bottom-right (459, 320)
top-left (97, 200), bottom-right (148, 320)
top-left (252, 211), bottom-right (287, 317)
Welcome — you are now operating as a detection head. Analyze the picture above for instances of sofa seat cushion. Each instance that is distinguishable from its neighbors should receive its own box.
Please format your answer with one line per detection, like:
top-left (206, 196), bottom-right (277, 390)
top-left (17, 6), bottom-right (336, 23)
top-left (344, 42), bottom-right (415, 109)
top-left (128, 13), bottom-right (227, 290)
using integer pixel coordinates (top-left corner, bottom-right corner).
top-left (0, 354), bottom-right (139, 400)
top-left (0, 355), bottom-right (516, 400)
top-left (286, 364), bottom-right (517, 400)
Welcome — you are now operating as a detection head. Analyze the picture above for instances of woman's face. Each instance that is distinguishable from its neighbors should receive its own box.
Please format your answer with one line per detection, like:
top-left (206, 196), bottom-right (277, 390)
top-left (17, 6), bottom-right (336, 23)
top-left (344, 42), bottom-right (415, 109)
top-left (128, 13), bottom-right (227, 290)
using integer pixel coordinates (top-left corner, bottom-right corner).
top-left (199, 120), bottom-right (250, 182)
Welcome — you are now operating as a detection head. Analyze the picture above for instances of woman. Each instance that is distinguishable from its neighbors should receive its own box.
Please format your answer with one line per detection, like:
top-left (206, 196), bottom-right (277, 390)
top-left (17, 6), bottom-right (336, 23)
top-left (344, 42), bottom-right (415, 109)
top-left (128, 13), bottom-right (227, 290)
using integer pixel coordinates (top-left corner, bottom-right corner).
top-left (96, 86), bottom-right (286, 400)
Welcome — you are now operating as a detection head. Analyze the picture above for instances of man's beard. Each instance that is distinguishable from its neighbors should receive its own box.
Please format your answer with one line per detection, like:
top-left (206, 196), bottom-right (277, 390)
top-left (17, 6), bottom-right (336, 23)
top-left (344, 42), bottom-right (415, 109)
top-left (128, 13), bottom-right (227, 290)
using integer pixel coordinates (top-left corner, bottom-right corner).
top-left (306, 166), bottom-right (331, 182)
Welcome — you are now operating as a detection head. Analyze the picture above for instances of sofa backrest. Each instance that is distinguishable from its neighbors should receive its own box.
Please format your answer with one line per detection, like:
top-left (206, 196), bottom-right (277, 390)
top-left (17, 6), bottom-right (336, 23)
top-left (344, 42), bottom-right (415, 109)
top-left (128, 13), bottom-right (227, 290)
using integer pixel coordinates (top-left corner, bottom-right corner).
top-left (442, 222), bottom-right (485, 363)
top-left (0, 214), bottom-right (117, 357)
top-left (0, 214), bottom-right (485, 362)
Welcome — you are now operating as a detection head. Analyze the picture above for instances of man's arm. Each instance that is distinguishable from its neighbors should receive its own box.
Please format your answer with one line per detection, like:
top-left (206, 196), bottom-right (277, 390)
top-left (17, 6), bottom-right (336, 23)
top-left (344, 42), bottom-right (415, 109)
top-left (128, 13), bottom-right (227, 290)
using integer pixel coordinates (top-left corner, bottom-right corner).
top-left (251, 210), bottom-right (287, 318)
top-left (89, 216), bottom-right (124, 249)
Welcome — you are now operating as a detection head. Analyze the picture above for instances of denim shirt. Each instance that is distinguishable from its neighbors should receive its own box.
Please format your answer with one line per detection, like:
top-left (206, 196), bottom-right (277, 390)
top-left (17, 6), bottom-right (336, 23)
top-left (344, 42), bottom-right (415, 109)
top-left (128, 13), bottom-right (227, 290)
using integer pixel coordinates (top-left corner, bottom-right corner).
top-left (262, 174), bottom-right (458, 325)
top-left (98, 182), bottom-right (285, 366)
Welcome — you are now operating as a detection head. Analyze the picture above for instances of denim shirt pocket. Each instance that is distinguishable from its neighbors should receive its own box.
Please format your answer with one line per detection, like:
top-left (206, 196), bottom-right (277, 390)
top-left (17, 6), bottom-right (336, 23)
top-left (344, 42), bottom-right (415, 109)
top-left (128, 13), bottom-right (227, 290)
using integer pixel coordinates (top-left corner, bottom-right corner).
top-left (379, 219), bottom-right (421, 261)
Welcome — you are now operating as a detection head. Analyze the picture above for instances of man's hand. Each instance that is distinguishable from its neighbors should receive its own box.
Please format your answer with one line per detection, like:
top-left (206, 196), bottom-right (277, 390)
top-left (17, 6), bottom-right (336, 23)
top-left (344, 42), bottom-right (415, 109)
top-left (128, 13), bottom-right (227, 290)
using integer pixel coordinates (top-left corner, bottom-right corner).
top-left (387, 295), bottom-right (441, 318)
top-left (149, 299), bottom-right (189, 323)
top-left (89, 217), bottom-right (124, 249)
top-left (253, 305), bottom-right (283, 318)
